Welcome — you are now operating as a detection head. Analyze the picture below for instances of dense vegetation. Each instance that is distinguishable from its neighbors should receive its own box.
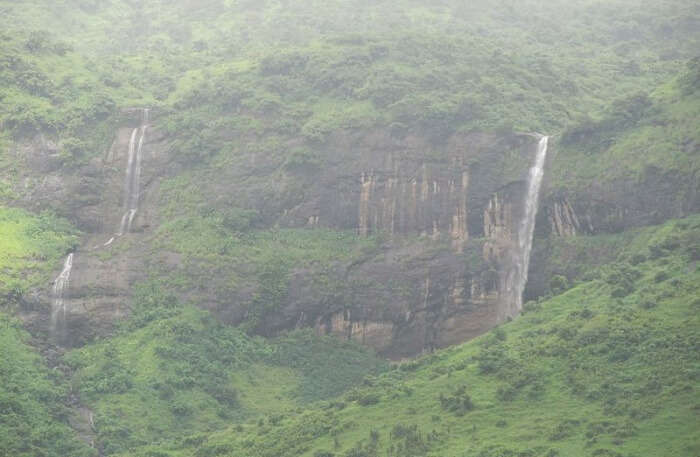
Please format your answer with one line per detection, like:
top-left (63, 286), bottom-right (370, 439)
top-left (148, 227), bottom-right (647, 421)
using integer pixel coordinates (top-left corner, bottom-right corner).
top-left (0, 1), bottom-right (698, 457)
top-left (2, 1), bottom-right (698, 153)
top-left (553, 58), bottom-right (700, 197)
top-left (65, 301), bottom-right (387, 455)
top-left (0, 207), bottom-right (87, 456)
top-left (0, 313), bottom-right (95, 457)
top-left (112, 215), bottom-right (700, 457)
top-left (0, 207), bottom-right (77, 302)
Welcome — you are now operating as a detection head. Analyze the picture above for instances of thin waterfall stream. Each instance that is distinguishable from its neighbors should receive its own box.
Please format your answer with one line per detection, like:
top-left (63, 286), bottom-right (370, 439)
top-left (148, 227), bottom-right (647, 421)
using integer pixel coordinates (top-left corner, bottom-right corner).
top-left (117, 108), bottom-right (149, 237)
top-left (51, 109), bottom-right (149, 344)
top-left (506, 134), bottom-right (549, 317)
top-left (50, 252), bottom-right (74, 343)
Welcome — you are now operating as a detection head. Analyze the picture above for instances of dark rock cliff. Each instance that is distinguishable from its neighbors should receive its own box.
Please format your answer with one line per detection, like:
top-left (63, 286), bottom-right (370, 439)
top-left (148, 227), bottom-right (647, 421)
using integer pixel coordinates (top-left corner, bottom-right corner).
top-left (10, 114), bottom-right (544, 356)
top-left (13, 111), bottom-right (695, 357)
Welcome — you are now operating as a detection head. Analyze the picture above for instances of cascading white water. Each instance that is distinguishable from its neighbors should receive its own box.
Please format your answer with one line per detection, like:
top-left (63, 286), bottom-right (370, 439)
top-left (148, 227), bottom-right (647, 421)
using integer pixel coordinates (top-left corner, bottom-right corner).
top-left (50, 253), bottom-right (74, 342)
top-left (511, 135), bottom-right (549, 314)
top-left (117, 108), bottom-right (148, 236)
top-left (50, 109), bottom-right (150, 343)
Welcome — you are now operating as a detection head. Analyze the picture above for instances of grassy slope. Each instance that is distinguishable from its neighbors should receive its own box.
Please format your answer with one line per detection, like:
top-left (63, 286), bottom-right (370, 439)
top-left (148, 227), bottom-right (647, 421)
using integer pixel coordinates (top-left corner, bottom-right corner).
top-left (0, 3), bottom-right (698, 456)
top-left (64, 299), bottom-right (389, 456)
top-left (0, 206), bottom-right (78, 299)
top-left (0, 206), bottom-right (89, 456)
top-left (2, 0), bottom-right (698, 144)
top-left (0, 314), bottom-right (95, 457)
top-left (123, 215), bottom-right (700, 457)
top-left (552, 61), bottom-right (700, 192)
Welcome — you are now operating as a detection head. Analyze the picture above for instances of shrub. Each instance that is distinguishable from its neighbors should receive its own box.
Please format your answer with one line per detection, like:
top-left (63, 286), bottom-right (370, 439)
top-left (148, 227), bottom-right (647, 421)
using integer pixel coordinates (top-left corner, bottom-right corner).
top-left (221, 207), bottom-right (259, 232)
top-left (496, 384), bottom-right (517, 402)
top-left (549, 274), bottom-right (569, 294)
top-left (314, 452), bottom-right (335, 457)
top-left (548, 419), bottom-right (580, 441)
top-left (639, 298), bottom-right (656, 309)
top-left (653, 270), bottom-right (669, 283)
top-left (284, 147), bottom-right (322, 173)
top-left (357, 392), bottom-right (380, 406)
top-left (171, 398), bottom-right (194, 417)
top-left (348, 390), bottom-right (380, 406)
top-left (604, 262), bottom-right (639, 297)
top-left (438, 385), bottom-right (474, 416)
top-left (629, 253), bottom-right (646, 265)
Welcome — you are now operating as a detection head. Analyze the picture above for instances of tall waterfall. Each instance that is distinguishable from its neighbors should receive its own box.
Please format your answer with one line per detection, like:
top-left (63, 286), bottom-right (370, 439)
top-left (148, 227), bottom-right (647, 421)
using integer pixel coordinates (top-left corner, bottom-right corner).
top-left (117, 108), bottom-right (149, 236)
top-left (511, 135), bottom-right (549, 314)
top-left (50, 253), bottom-right (74, 343)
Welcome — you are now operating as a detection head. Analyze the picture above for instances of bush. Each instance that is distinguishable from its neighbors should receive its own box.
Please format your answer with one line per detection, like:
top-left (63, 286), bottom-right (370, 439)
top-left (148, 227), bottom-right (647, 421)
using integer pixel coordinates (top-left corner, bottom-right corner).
top-left (356, 392), bottom-right (380, 406)
top-left (604, 263), bottom-right (639, 297)
top-left (221, 207), bottom-right (259, 232)
top-left (629, 253), bottom-right (646, 265)
top-left (60, 137), bottom-right (89, 161)
top-left (314, 452), bottom-right (335, 457)
top-left (496, 384), bottom-right (517, 402)
top-left (653, 270), bottom-right (669, 283)
top-left (548, 419), bottom-right (580, 441)
top-left (549, 275), bottom-right (570, 294)
top-left (639, 298), bottom-right (656, 309)
top-left (284, 147), bottom-right (321, 174)
top-left (438, 385), bottom-right (474, 416)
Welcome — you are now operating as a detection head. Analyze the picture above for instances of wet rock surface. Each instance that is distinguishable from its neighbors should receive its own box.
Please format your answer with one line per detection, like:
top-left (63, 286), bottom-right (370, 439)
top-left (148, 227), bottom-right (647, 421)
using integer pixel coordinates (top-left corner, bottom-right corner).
top-left (14, 115), bottom-right (696, 357)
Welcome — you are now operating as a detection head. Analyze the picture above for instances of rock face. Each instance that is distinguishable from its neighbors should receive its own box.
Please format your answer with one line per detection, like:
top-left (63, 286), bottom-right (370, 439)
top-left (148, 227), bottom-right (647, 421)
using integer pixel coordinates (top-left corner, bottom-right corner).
top-left (10, 110), bottom-right (176, 347)
top-left (542, 164), bottom-right (699, 238)
top-left (252, 130), bottom-right (541, 357)
top-left (525, 155), bottom-right (700, 304)
top-left (277, 130), bottom-right (535, 240)
top-left (9, 117), bottom-right (548, 356)
top-left (60, 122), bottom-right (175, 347)
top-left (547, 196), bottom-right (582, 237)
top-left (268, 241), bottom-right (504, 359)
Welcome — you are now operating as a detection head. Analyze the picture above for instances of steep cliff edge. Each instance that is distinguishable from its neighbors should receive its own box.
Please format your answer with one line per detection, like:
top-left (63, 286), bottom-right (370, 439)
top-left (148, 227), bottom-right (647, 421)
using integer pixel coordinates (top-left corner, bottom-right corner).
top-left (5, 115), bottom-right (546, 357)
top-left (152, 129), bottom-right (548, 358)
top-left (7, 70), bottom-right (698, 357)
top-left (6, 110), bottom-right (176, 346)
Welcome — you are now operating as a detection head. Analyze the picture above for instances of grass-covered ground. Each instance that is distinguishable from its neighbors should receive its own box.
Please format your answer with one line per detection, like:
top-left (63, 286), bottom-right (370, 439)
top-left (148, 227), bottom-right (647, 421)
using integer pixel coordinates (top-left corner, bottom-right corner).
top-left (552, 59), bottom-right (700, 193)
top-left (0, 2), bottom-right (698, 456)
top-left (64, 297), bottom-right (388, 455)
top-left (109, 215), bottom-right (700, 457)
top-left (0, 313), bottom-right (95, 457)
top-left (2, 1), bottom-right (698, 161)
top-left (0, 206), bottom-right (78, 300)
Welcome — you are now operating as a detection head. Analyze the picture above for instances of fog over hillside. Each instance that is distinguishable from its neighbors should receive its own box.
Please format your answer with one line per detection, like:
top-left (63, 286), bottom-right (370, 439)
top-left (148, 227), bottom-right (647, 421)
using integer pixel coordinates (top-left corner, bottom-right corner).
top-left (0, 1), bottom-right (698, 456)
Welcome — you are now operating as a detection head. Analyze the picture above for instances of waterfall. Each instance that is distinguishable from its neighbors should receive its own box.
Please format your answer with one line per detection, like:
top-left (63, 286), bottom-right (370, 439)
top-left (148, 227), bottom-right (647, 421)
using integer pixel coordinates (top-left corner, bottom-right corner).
top-left (50, 253), bottom-right (74, 343)
top-left (510, 135), bottom-right (549, 315)
top-left (117, 108), bottom-right (148, 236)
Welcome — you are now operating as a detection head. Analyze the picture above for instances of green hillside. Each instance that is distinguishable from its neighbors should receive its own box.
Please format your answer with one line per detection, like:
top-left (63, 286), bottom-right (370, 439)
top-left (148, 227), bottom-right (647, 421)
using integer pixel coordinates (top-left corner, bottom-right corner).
top-left (64, 301), bottom-right (388, 455)
top-left (0, 206), bottom-right (77, 300)
top-left (2, 0), bottom-right (698, 146)
top-left (0, 312), bottom-right (95, 457)
top-left (553, 58), bottom-right (700, 197)
top-left (0, 207), bottom-right (87, 456)
top-left (0, 1), bottom-right (698, 457)
top-left (117, 215), bottom-right (700, 457)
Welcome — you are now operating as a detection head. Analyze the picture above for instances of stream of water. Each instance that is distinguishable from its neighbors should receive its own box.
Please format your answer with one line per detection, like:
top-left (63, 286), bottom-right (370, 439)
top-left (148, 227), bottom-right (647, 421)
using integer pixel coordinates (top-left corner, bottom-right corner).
top-left (117, 108), bottom-right (149, 236)
top-left (512, 135), bottom-right (549, 313)
top-left (50, 252), bottom-right (74, 342)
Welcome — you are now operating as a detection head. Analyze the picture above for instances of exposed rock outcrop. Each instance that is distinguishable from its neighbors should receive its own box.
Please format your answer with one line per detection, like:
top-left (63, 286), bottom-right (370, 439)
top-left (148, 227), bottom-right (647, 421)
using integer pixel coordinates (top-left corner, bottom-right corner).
top-left (10, 111), bottom-right (175, 347)
top-left (249, 131), bottom-right (542, 357)
top-left (11, 118), bottom-right (546, 356)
